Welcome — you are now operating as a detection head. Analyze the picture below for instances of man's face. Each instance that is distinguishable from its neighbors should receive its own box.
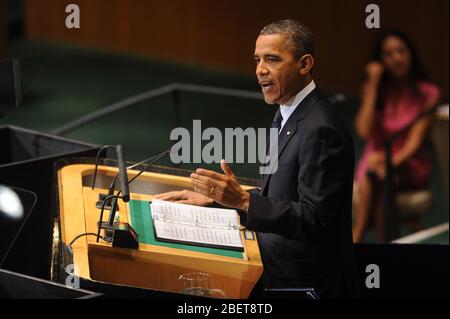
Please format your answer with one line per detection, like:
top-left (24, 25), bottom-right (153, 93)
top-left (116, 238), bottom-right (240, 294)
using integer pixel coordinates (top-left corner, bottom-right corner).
top-left (254, 34), bottom-right (303, 105)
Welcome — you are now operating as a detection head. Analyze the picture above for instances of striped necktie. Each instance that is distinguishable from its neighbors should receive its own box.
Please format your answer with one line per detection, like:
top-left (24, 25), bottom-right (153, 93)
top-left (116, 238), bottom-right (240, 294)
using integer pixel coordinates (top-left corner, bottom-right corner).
top-left (271, 108), bottom-right (283, 131)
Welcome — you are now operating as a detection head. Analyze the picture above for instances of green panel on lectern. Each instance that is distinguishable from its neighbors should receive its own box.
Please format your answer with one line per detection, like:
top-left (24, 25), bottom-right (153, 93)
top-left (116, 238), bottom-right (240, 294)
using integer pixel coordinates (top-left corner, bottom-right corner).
top-left (128, 199), bottom-right (244, 259)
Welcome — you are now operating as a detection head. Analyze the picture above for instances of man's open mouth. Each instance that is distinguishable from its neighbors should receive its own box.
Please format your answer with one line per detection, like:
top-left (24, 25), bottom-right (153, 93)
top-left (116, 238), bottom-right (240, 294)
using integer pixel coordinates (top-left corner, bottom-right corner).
top-left (259, 81), bottom-right (275, 91)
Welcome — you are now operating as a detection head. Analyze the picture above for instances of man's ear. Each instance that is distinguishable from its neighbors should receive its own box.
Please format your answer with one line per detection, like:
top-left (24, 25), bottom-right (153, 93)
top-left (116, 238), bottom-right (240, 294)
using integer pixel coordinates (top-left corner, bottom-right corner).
top-left (298, 54), bottom-right (314, 75)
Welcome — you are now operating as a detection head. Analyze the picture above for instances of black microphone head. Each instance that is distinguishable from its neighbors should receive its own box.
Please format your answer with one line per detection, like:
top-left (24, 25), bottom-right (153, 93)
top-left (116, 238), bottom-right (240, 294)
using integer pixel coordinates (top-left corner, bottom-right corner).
top-left (116, 144), bottom-right (130, 203)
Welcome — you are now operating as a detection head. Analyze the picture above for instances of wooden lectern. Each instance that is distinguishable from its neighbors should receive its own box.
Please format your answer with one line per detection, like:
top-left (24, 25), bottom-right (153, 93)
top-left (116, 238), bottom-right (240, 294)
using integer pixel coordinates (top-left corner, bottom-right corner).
top-left (56, 164), bottom-right (263, 298)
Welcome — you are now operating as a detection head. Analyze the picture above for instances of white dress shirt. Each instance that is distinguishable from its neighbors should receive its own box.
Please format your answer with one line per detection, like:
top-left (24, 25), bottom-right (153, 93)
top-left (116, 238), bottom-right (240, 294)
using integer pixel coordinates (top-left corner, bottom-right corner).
top-left (279, 80), bottom-right (316, 131)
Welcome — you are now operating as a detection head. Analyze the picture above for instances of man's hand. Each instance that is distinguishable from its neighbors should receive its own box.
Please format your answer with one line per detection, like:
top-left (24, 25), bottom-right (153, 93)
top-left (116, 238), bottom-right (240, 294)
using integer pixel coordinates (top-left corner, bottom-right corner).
top-left (190, 159), bottom-right (250, 212)
top-left (153, 190), bottom-right (214, 206)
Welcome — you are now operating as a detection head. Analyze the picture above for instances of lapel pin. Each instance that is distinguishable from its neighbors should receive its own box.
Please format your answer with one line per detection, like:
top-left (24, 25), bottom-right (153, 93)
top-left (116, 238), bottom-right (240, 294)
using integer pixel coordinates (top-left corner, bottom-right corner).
top-left (286, 131), bottom-right (291, 135)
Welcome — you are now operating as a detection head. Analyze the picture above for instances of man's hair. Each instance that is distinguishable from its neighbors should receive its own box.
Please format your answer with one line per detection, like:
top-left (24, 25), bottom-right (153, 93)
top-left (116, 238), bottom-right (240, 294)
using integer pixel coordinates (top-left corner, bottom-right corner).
top-left (260, 19), bottom-right (316, 59)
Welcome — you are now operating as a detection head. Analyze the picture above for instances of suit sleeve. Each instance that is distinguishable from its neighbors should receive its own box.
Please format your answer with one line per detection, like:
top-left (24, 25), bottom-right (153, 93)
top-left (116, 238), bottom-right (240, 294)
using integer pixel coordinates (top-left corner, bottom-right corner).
top-left (244, 125), bottom-right (348, 242)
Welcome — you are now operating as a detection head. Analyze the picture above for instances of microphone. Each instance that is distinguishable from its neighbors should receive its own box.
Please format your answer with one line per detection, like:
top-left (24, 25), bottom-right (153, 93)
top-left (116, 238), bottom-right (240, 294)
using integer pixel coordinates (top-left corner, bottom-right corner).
top-left (95, 147), bottom-right (171, 246)
top-left (104, 145), bottom-right (129, 239)
top-left (116, 144), bottom-right (130, 202)
top-left (127, 149), bottom-right (170, 185)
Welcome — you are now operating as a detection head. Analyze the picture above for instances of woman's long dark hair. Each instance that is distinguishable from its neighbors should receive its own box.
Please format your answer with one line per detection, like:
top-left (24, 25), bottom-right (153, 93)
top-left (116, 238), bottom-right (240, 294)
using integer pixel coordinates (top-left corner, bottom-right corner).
top-left (370, 30), bottom-right (430, 110)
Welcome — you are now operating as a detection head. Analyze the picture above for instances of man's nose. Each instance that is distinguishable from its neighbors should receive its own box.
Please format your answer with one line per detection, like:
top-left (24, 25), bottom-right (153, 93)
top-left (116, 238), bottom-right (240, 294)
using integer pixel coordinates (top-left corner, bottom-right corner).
top-left (256, 61), bottom-right (269, 76)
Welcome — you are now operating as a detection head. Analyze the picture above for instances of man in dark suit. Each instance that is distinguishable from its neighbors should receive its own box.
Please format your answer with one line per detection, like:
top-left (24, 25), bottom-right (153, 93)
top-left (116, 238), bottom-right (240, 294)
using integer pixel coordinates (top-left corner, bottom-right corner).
top-left (155, 20), bottom-right (357, 298)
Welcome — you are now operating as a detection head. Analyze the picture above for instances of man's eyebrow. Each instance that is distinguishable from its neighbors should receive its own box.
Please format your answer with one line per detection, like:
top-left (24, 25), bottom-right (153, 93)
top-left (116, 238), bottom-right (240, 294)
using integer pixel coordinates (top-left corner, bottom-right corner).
top-left (264, 54), bottom-right (280, 59)
top-left (253, 54), bottom-right (281, 59)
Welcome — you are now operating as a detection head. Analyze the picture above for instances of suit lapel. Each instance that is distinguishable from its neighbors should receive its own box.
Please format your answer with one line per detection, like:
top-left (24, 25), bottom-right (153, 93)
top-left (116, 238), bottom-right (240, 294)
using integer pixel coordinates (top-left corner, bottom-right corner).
top-left (260, 88), bottom-right (322, 194)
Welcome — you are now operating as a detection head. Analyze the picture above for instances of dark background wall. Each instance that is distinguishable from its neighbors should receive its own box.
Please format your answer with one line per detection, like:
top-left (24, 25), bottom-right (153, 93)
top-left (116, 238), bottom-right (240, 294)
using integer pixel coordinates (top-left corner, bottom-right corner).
top-left (0, 0), bottom-right (7, 59)
top-left (23, 0), bottom-right (449, 100)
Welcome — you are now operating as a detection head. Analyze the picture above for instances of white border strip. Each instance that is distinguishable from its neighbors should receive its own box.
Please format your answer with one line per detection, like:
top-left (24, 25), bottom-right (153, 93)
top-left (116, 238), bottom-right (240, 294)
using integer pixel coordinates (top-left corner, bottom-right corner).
top-left (391, 222), bottom-right (449, 244)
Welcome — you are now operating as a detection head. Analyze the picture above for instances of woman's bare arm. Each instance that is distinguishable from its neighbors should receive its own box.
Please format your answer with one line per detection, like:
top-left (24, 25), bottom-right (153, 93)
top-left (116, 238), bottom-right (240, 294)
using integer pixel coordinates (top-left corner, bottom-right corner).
top-left (355, 62), bottom-right (384, 139)
top-left (392, 94), bottom-right (439, 167)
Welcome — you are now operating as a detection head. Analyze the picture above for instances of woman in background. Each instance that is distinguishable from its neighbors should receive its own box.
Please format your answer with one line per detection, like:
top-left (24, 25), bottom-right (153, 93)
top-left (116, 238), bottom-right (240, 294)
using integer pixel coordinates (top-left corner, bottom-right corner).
top-left (352, 30), bottom-right (440, 242)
